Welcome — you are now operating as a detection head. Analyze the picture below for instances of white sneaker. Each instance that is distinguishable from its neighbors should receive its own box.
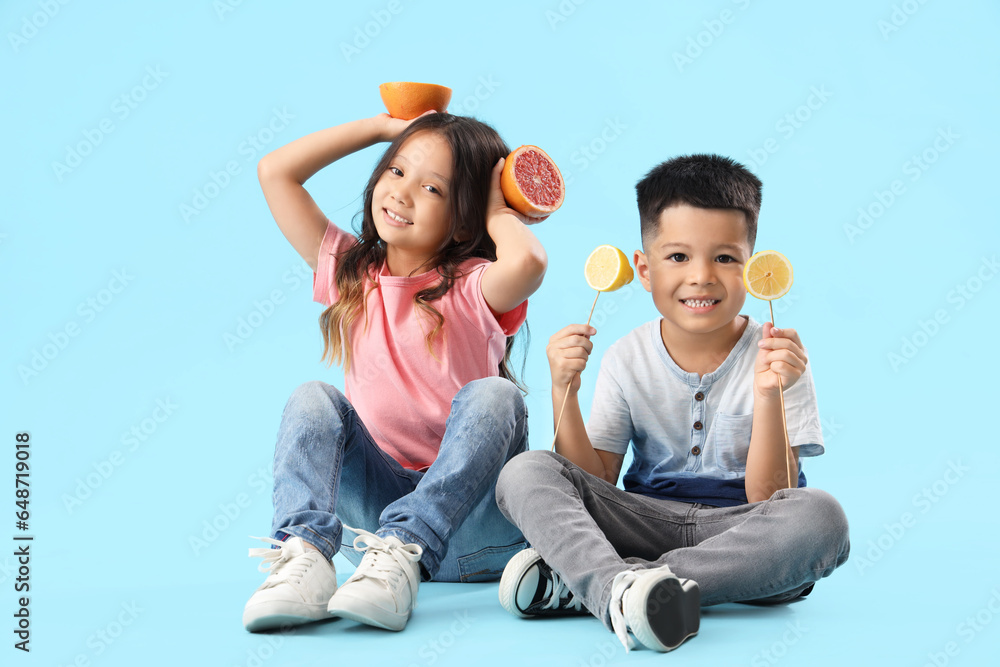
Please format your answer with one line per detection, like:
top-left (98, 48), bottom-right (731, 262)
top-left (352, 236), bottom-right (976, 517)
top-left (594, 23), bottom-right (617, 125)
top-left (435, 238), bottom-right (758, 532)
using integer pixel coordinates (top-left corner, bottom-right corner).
top-left (326, 527), bottom-right (423, 631)
top-left (243, 535), bottom-right (338, 632)
top-left (608, 565), bottom-right (700, 652)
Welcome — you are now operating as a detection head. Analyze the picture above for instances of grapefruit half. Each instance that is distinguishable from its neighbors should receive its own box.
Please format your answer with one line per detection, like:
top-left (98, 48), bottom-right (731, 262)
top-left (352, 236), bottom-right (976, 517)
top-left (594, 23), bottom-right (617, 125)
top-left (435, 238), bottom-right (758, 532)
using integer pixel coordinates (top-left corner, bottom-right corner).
top-left (379, 82), bottom-right (452, 120)
top-left (500, 145), bottom-right (565, 218)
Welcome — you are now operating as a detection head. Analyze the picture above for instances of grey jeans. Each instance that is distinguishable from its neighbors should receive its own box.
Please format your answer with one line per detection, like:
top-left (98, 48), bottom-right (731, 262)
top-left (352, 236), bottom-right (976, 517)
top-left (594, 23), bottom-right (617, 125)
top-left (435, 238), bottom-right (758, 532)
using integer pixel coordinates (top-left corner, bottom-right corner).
top-left (495, 450), bottom-right (850, 630)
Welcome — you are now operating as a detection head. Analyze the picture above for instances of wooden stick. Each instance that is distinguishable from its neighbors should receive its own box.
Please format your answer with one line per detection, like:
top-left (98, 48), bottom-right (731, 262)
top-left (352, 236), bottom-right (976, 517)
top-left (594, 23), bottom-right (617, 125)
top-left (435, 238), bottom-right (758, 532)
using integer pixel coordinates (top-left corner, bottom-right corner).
top-left (551, 291), bottom-right (601, 451)
top-left (770, 301), bottom-right (794, 489)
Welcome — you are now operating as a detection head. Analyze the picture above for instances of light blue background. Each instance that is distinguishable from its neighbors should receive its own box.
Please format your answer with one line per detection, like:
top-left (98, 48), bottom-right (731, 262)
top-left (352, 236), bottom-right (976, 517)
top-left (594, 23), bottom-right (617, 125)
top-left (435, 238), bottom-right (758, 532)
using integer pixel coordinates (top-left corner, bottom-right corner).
top-left (3, 1), bottom-right (999, 665)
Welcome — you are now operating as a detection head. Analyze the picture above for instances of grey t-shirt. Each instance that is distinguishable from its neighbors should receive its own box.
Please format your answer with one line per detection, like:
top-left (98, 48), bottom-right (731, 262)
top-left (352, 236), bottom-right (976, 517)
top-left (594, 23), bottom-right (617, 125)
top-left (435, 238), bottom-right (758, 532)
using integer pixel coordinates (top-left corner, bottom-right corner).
top-left (587, 316), bottom-right (824, 506)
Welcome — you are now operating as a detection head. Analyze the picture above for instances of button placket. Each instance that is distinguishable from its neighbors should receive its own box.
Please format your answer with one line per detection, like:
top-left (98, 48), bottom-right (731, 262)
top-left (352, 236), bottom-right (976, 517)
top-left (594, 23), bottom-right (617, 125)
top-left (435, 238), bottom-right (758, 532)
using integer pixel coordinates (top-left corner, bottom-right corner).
top-left (689, 386), bottom-right (707, 465)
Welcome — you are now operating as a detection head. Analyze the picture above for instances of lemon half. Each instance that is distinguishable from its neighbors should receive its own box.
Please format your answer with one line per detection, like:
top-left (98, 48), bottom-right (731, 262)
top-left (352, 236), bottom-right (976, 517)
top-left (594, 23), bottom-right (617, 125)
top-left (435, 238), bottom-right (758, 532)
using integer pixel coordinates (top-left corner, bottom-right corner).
top-left (585, 245), bottom-right (634, 292)
top-left (743, 250), bottom-right (793, 300)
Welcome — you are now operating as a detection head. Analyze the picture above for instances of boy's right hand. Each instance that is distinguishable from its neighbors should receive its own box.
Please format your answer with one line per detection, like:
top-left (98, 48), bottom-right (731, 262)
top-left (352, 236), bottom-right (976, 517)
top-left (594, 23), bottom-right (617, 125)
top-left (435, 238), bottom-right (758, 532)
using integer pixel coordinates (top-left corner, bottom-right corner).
top-left (547, 324), bottom-right (596, 394)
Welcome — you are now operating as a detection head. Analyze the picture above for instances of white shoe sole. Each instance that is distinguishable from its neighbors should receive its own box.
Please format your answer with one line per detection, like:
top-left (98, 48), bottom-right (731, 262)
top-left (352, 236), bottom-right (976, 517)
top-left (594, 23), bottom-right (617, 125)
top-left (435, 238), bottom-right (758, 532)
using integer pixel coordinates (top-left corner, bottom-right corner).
top-left (625, 576), bottom-right (700, 651)
top-left (243, 600), bottom-right (331, 633)
top-left (327, 591), bottom-right (409, 631)
top-left (498, 548), bottom-right (542, 618)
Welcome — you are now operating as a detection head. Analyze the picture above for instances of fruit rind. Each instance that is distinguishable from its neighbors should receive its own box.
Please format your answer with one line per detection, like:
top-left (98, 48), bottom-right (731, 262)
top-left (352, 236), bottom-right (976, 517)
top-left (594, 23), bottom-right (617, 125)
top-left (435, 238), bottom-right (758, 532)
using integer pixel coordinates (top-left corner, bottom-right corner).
top-left (500, 145), bottom-right (565, 218)
top-left (379, 82), bottom-right (452, 120)
top-left (585, 245), bottom-right (634, 292)
top-left (742, 250), bottom-right (794, 300)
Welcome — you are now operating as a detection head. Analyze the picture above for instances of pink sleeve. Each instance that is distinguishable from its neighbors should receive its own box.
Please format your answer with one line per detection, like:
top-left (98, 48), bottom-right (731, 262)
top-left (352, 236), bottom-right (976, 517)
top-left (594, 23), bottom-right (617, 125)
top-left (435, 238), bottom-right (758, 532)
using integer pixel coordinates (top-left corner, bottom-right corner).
top-left (312, 220), bottom-right (357, 306)
top-left (495, 294), bottom-right (528, 335)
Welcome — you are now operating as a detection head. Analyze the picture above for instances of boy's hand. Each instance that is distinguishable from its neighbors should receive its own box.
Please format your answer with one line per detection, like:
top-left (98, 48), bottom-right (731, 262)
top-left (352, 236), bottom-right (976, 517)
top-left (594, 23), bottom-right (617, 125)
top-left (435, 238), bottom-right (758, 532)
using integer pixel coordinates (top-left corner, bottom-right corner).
top-left (372, 110), bottom-right (437, 143)
top-left (487, 157), bottom-right (549, 227)
top-left (754, 322), bottom-right (808, 399)
top-left (547, 324), bottom-right (596, 393)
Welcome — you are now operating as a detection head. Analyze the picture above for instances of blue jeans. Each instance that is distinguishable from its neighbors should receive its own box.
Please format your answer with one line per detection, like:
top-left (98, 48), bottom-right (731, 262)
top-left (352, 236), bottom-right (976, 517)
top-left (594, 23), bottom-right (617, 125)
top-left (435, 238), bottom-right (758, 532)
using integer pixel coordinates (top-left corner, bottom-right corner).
top-left (496, 451), bottom-right (850, 630)
top-left (270, 377), bottom-right (529, 581)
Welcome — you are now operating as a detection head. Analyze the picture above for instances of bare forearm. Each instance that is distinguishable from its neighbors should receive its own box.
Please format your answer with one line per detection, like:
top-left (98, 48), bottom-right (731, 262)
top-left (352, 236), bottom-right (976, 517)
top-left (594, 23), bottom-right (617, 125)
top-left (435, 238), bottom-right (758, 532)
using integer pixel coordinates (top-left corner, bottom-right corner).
top-left (551, 387), bottom-right (611, 481)
top-left (487, 214), bottom-right (547, 280)
top-left (259, 117), bottom-right (385, 184)
top-left (745, 391), bottom-right (798, 502)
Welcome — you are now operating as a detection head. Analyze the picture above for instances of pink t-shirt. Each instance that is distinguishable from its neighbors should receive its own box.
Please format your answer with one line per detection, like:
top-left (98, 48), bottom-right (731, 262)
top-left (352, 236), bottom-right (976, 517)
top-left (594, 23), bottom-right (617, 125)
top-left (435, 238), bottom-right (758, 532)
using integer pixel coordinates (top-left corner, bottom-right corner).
top-left (312, 220), bottom-right (528, 471)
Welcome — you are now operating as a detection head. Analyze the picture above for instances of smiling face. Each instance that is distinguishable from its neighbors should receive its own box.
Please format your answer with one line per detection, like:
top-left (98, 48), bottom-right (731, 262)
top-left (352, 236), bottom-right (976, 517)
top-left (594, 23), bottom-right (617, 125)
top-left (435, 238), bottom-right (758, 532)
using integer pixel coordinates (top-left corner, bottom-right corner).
top-left (371, 130), bottom-right (455, 274)
top-left (635, 203), bottom-right (752, 341)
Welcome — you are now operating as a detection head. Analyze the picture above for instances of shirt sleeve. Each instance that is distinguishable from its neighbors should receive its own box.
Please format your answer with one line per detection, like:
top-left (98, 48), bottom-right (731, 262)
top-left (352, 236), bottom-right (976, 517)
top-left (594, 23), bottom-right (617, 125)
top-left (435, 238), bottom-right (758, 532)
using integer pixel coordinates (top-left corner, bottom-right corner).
top-left (586, 345), bottom-right (634, 455)
top-left (495, 299), bottom-right (528, 336)
top-left (311, 220), bottom-right (358, 307)
top-left (783, 357), bottom-right (825, 457)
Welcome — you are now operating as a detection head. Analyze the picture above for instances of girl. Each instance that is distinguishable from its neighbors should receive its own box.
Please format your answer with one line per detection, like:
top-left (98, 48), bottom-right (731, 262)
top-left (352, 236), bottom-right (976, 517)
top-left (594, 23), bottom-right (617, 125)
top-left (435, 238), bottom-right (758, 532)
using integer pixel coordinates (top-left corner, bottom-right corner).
top-left (243, 111), bottom-right (548, 634)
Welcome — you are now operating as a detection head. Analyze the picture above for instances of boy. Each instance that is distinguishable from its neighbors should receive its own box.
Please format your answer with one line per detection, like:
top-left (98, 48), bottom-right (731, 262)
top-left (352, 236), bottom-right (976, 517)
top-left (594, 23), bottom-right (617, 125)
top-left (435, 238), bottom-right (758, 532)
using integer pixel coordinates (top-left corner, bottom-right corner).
top-left (494, 155), bottom-right (849, 652)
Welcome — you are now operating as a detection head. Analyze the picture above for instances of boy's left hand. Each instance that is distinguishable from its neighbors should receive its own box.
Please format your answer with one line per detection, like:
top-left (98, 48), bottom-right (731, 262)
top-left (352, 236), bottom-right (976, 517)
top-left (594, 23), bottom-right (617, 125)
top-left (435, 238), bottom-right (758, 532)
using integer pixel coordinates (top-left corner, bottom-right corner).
top-left (487, 157), bottom-right (549, 226)
top-left (754, 322), bottom-right (808, 399)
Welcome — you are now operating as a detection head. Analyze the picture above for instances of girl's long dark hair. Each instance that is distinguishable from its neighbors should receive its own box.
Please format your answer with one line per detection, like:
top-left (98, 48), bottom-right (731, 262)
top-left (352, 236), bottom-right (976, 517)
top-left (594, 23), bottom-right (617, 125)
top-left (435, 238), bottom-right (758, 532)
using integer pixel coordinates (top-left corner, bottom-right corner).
top-left (319, 113), bottom-right (528, 390)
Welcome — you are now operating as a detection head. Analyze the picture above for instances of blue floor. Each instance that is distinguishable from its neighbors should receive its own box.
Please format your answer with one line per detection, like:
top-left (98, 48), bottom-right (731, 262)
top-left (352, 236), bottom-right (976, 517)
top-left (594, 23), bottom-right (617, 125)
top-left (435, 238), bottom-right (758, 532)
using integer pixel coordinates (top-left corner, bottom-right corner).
top-left (32, 578), bottom-right (856, 666)
top-left (27, 539), bottom-right (1000, 666)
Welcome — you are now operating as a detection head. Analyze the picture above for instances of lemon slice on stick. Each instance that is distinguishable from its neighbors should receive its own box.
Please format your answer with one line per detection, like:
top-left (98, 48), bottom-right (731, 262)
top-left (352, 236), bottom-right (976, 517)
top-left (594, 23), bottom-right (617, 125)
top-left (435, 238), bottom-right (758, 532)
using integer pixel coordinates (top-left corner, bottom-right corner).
top-left (743, 250), bottom-right (793, 300)
top-left (552, 245), bottom-right (634, 450)
top-left (742, 249), bottom-right (796, 490)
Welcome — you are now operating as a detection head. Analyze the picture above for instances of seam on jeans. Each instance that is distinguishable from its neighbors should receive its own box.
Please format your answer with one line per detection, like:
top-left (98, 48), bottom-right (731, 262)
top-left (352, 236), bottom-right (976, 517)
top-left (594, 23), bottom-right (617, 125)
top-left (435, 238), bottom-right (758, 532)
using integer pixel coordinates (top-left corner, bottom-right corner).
top-left (347, 404), bottom-right (415, 481)
top-left (377, 527), bottom-right (438, 581)
top-left (282, 525), bottom-right (337, 559)
top-left (690, 502), bottom-right (767, 526)
top-left (326, 400), bottom-right (351, 516)
top-left (595, 564), bottom-right (641, 628)
top-left (420, 400), bottom-right (520, 525)
top-left (370, 437), bottom-right (415, 480)
top-left (456, 541), bottom-right (527, 583)
top-left (683, 503), bottom-right (699, 546)
top-left (377, 527), bottom-right (430, 559)
top-left (324, 381), bottom-right (415, 481)
top-left (585, 475), bottom-right (687, 526)
top-left (809, 538), bottom-right (851, 578)
top-left (596, 573), bottom-right (618, 627)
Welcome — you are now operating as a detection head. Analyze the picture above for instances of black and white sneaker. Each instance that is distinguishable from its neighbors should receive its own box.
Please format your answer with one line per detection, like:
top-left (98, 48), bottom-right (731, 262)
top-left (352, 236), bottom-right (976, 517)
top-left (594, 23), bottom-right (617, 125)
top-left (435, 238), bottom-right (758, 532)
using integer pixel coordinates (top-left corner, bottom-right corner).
top-left (608, 565), bottom-right (700, 652)
top-left (498, 548), bottom-right (589, 618)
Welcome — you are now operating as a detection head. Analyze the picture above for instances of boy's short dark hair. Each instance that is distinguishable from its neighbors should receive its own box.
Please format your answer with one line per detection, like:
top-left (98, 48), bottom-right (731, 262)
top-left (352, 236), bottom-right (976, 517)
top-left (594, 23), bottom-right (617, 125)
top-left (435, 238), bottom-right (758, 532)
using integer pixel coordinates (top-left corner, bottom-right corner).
top-left (636, 154), bottom-right (762, 250)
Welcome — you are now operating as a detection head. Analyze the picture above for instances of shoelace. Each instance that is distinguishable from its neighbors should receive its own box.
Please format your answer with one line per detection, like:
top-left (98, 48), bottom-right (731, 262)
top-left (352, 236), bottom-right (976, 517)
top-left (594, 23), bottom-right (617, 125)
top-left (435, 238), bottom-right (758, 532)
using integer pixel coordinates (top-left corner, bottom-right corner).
top-left (609, 571), bottom-right (639, 652)
top-left (544, 570), bottom-right (583, 613)
top-left (344, 525), bottom-right (423, 607)
top-left (248, 536), bottom-right (310, 586)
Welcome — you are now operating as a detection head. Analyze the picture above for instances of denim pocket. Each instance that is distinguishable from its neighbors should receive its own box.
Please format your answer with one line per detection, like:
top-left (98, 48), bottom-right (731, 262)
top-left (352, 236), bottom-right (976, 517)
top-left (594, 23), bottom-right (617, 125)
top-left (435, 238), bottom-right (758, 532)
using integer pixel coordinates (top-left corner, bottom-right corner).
top-left (456, 541), bottom-right (528, 583)
top-left (706, 413), bottom-right (754, 472)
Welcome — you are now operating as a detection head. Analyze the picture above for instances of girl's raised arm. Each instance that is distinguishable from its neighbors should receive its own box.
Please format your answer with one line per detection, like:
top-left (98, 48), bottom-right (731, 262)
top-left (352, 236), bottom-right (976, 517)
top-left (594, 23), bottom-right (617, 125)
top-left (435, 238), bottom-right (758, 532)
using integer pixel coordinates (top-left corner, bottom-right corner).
top-left (480, 157), bottom-right (549, 314)
top-left (258, 115), bottom-right (407, 271)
